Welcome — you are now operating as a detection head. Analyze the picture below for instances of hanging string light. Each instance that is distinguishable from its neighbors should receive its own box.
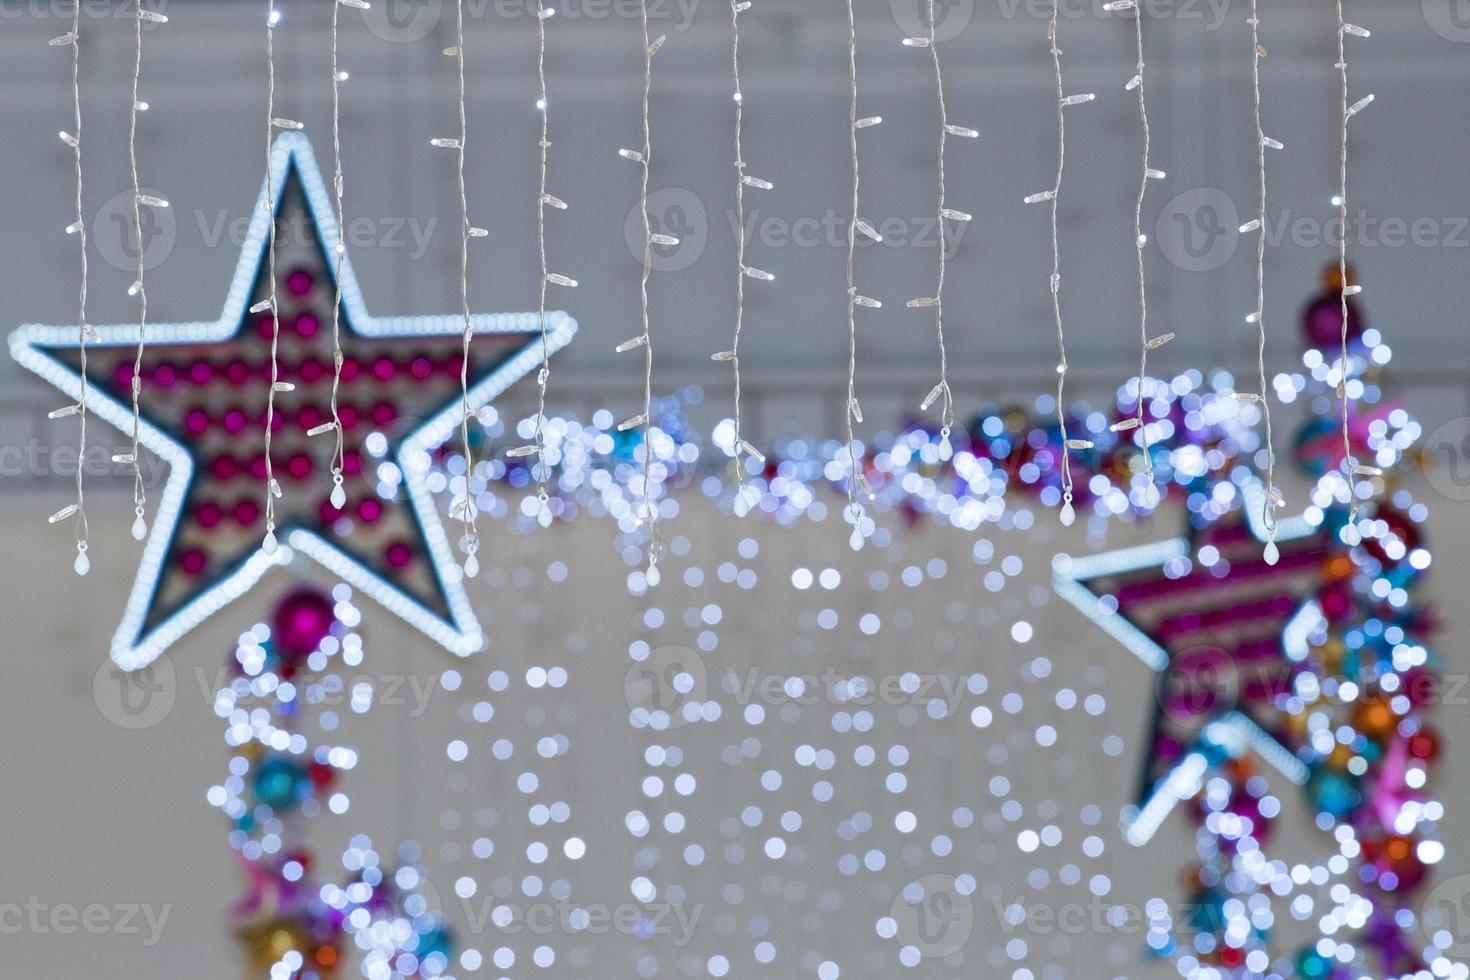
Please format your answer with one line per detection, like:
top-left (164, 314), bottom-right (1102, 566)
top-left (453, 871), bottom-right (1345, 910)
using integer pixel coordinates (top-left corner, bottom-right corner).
top-left (1334, 3), bottom-right (1376, 545)
top-left (430, 0), bottom-right (497, 575)
top-left (256, 0), bottom-right (302, 556)
top-left (1024, 1), bottom-right (1092, 528)
top-left (617, 7), bottom-right (667, 582)
top-left (1109, 0), bottom-right (1170, 508)
top-left (46, 4), bottom-right (93, 575)
top-left (841, 0), bottom-right (883, 553)
top-left (719, 0), bottom-right (773, 514)
top-left (902, 0), bottom-right (975, 464)
top-left (311, 0), bottom-right (365, 516)
top-left (124, 0), bottom-right (168, 545)
top-left (1241, 0), bottom-right (1283, 564)
top-left (505, 0), bottom-right (571, 531)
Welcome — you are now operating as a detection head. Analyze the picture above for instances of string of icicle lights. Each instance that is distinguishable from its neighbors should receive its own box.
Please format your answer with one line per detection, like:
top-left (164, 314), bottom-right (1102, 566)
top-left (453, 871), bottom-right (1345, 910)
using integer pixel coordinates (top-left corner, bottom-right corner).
top-left (430, 0), bottom-right (495, 576)
top-left (1024, 1), bottom-right (1094, 528)
top-left (45, 8), bottom-right (94, 574)
top-left (1241, 0), bottom-right (1283, 565)
top-left (506, 0), bottom-right (574, 531)
top-left (124, 0), bottom-right (168, 545)
top-left (842, 0), bottom-right (882, 553)
top-left (718, 0), bottom-right (773, 516)
top-left (254, 0), bottom-right (310, 556)
top-left (1104, 0), bottom-right (1172, 511)
top-left (1334, 3), bottom-right (1378, 546)
top-left (618, 9), bottom-right (668, 583)
top-left (901, 1), bottom-right (975, 466)
top-left (309, 0), bottom-right (367, 514)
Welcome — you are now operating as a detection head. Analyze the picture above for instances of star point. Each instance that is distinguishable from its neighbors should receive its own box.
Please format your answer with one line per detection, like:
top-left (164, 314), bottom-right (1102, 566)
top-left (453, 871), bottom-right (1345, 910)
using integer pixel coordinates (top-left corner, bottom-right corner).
top-left (11, 133), bottom-right (576, 669)
top-left (1055, 483), bottom-right (1328, 844)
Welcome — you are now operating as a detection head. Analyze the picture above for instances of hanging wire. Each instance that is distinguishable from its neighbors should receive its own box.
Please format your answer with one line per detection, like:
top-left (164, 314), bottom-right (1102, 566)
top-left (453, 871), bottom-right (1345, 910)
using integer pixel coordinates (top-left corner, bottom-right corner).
top-left (1246, 0), bottom-right (1282, 562)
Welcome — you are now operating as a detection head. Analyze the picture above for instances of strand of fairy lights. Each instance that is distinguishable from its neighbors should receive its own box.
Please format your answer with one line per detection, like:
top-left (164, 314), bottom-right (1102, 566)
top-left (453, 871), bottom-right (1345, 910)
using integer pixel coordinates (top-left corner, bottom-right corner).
top-left (1109, 0), bottom-right (1171, 508)
top-left (1241, 0), bottom-right (1283, 565)
top-left (617, 10), bottom-right (667, 582)
top-left (1023, 3), bottom-right (1094, 528)
top-left (311, 0), bottom-right (368, 514)
top-left (901, 1), bottom-right (975, 459)
top-left (1334, 4), bottom-right (1376, 545)
top-left (841, 0), bottom-right (882, 552)
top-left (46, 7), bottom-right (93, 574)
top-left (256, 0), bottom-right (303, 556)
top-left (506, 0), bottom-right (573, 531)
top-left (530, 0), bottom-right (559, 527)
top-left (124, 0), bottom-right (168, 545)
top-left (716, 0), bottom-right (773, 511)
top-left (430, 0), bottom-right (492, 575)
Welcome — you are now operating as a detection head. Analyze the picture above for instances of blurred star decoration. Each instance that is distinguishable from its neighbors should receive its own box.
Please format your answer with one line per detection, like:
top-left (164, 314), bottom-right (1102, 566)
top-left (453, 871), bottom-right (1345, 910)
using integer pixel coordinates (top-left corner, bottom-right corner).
top-left (8, 133), bottom-right (576, 671)
top-left (1054, 271), bottom-right (1444, 979)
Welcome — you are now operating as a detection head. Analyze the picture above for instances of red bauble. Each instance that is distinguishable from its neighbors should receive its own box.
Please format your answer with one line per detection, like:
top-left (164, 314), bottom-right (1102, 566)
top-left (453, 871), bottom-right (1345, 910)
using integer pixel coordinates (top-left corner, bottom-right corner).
top-left (286, 268), bottom-right (315, 296)
top-left (272, 588), bottom-right (336, 658)
top-left (385, 542), bottom-right (414, 569)
top-left (1409, 729), bottom-right (1439, 761)
top-left (308, 763), bottom-right (335, 790)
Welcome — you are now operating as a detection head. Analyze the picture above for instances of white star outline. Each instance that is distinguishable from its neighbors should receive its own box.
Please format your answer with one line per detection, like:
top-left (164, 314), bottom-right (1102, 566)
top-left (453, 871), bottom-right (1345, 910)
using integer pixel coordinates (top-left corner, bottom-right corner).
top-left (1052, 483), bottom-right (1322, 844)
top-left (9, 133), bottom-right (577, 670)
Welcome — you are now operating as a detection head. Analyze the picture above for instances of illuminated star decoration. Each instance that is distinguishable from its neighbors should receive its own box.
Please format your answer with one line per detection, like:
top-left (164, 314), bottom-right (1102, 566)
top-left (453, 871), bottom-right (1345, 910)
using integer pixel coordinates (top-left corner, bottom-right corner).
top-left (1055, 485), bottom-right (1329, 846)
top-left (10, 133), bottom-right (576, 669)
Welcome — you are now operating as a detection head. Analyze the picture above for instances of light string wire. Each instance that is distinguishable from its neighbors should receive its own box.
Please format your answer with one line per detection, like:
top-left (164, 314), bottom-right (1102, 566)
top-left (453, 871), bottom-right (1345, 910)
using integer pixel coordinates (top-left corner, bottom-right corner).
top-left (1045, 3), bottom-right (1074, 526)
top-left (530, 0), bottom-right (555, 526)
top-left (1026, 6), bottom-right (1095, 524)
top-left (125, 0), bottom-right (162, 543)
top-left (508, 3), bottom-right (576, 525)
top-left (841, 0), bottom-right (880, 552)
top-left (1334, 4), bottom-right (1375, 542)
top-left (729, 0), bottom-right (748, 493)
top-left (617, 7), bottom-right (666, 581)
top-left (720, 0), bottom-right (772, 506)
top-left (1246, 0), bottom-right (1281, 562)
top-left (508, 3), bottom-right (574, 525)
top-left (260, 0), bottom-right (286, 554)
top-left (904, 0), bottom-right (973, 450)
top-left (322, 0), bottom-right (350, 513)
top-left (50, 4), bottom-right (91, 574)
top-left (451, 0), bottom-right (480, 574)
top-left (1124, 0), bottom-right (1162, 505)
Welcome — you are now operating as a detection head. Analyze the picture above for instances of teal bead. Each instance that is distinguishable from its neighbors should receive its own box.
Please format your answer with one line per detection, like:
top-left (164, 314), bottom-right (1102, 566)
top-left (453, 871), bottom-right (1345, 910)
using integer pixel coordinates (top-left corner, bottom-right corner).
top-left (1307, 768), bottom-right (1360, 819)
top-left (253, 756), bottom-right (307, 810)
